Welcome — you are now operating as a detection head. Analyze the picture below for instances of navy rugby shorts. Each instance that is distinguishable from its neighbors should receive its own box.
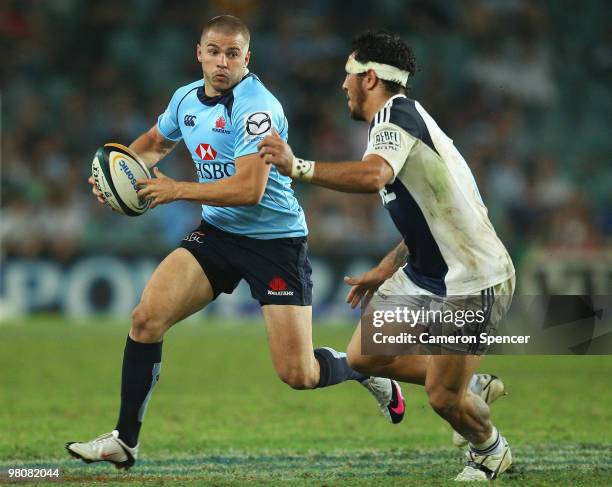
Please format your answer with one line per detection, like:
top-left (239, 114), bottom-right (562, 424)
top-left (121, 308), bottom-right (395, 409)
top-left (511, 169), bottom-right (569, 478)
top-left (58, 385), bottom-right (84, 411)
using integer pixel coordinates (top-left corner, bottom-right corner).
top-left (180, 220), bottom-right (312, 306)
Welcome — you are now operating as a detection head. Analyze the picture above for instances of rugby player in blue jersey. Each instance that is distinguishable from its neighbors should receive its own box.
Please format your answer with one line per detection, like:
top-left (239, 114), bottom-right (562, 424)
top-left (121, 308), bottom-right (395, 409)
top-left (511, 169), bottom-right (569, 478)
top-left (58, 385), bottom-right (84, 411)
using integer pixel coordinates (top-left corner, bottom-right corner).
top-left (66, 16), bottom-right (404, 470)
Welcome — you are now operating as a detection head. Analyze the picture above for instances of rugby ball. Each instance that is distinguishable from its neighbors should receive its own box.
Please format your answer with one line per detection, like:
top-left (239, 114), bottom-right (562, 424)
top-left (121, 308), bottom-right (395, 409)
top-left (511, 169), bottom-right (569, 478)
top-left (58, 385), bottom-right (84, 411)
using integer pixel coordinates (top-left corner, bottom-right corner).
top-left (91, 143), bottom-right (151, 216)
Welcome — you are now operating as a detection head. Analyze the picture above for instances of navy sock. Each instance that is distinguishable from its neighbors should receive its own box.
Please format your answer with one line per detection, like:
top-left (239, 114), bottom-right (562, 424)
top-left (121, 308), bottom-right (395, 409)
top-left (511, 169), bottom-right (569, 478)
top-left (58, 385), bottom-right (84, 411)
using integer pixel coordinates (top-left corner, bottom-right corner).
top-left (115, 336), bottom-right (162, 448)
top-left (314, 347), bottom-right (368, 388)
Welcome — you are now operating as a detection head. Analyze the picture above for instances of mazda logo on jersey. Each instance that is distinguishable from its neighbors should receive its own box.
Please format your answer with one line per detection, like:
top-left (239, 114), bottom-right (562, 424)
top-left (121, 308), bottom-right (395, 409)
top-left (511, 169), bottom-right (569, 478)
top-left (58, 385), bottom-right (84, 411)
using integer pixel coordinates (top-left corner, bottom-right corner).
top-left (245, 111), bottom-right (272, 136)
top-left (196, 143), bottom-right (217, 160)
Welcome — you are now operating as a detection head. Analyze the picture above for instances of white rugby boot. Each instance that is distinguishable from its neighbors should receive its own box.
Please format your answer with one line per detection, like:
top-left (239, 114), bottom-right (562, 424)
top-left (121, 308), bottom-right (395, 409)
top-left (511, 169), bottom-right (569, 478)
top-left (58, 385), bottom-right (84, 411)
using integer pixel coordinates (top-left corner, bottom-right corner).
top-left (66, 430), bottom-right (137, 470)
top-left (453, 374), bottom-right (506, 447)
top-left (361, 377), bottom-right (406, 424)
top-left (455, 435), bottom-right (512, 481)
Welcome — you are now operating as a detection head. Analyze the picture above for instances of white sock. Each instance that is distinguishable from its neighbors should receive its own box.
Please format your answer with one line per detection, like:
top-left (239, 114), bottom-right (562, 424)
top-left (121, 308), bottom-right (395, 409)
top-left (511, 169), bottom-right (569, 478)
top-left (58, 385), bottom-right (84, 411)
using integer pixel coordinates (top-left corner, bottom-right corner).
top-left (468, 374), bottom-right (478, 391)
top-left (470, 426), bottom-right (503, 455)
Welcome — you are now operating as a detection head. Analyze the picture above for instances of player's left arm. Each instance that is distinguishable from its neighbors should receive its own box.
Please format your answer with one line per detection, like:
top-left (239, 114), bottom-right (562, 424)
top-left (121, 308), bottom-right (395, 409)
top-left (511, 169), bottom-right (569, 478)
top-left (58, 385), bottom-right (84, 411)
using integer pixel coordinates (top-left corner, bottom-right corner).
top-left (307, 154), bottom-right (393, 193)
top-left (136, 153), bottom-right (269, 208)
top-left (137, 91), bottom-right (290, 208)
top-left (258, 123), bottom-right (413, 192)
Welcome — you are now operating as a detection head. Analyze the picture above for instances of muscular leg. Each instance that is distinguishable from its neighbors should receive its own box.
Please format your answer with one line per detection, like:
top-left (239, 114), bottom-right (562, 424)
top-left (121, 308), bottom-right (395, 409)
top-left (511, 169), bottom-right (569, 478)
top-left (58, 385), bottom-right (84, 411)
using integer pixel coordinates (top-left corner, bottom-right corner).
top-left (347, 322), bottom-right (499, 447)
top-left (261, 305), bottom-right (319, 389)
top-left (425, 355), bottom-right (491, 444)
top-left (346, 321), bottom-right (430, 385)
top-left (117, 248), bottom-right (214, 446)
top-left (131, 248), bottom-right (215, 342)
top-left (261, 305), bottom-right (366, 390)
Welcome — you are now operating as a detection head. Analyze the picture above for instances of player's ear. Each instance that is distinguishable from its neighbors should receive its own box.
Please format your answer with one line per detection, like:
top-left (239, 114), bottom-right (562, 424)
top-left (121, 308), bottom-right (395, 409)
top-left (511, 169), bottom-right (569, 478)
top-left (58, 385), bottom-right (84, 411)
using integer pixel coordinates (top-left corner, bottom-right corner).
top-left (244, 49), bottom-right (251, 67)
top-left (196, 43), bottom-right (203, 63)
top-left (364, 69), bottom-right (378, 91)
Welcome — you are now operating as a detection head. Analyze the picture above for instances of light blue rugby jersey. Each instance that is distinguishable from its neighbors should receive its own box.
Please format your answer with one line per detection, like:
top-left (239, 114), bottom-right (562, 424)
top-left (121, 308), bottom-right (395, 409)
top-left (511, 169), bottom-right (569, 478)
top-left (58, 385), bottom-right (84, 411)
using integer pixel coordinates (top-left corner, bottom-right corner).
top-left (157, 72), bottom-right (307, 239)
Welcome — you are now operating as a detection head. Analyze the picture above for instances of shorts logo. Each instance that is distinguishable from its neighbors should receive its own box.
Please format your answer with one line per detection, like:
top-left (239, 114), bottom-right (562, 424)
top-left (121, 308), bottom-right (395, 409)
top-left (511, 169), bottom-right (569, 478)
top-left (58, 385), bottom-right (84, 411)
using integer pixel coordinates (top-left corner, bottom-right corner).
top-left (184, 115), bottom-right (197, 127)
top-left (196, 143), bottom-right (217, 161)
top-left (183, 231), bottom-right (206, 244)
top-left (245, 111), bottom-right (272, 136)
top-left (267, 276), bottom-right (294, 296)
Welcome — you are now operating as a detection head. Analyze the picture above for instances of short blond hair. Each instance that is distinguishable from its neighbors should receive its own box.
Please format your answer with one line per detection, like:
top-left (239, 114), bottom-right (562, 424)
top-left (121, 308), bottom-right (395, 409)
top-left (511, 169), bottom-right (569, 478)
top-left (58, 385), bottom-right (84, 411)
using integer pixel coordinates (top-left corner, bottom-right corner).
top-left (201, 15), bottom-right (250, 46)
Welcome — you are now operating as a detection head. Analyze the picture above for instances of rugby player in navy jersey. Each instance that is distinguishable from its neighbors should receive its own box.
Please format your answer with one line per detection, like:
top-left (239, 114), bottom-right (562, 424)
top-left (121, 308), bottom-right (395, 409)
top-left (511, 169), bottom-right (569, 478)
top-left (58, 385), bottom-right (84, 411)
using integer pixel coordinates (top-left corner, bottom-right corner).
top-left (258, 31), bottom-right (516, 482)
top-left (66, 17), bottom-right (405, 470)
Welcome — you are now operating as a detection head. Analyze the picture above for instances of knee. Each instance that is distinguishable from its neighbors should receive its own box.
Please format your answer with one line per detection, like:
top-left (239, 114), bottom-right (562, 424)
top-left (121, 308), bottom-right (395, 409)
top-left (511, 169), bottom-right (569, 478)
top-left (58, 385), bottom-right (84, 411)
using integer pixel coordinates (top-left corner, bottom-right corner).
top-left (278, 366), bottom-right (318, 390)
top-left (426, 385), bottom-right (461, 419)
top-left (346, 353), bottom-right (370, 374)
top-left (346, 349), bottom-right (376, 376)
top-left (131, 304), bottom-right (167, 341)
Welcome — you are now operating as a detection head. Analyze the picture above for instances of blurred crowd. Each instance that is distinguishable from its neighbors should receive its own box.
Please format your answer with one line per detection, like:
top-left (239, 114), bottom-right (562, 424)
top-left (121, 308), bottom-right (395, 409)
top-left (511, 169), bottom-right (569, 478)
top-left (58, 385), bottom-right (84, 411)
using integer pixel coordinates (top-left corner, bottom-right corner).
top-left (2, 0), bottom-right (611, 264)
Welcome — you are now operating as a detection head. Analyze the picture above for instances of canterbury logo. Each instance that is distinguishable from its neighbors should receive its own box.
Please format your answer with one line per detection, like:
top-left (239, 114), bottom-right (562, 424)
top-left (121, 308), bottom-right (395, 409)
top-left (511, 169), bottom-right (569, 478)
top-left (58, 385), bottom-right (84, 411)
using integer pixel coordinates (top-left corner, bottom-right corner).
top-left (184, 115), bottom-right (197, 127)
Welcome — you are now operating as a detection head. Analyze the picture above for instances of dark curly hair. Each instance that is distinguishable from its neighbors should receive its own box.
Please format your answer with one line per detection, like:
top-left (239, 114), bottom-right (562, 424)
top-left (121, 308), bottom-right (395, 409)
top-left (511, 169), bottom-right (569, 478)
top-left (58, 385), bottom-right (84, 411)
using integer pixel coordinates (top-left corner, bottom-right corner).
top-left (351, 30), bottom-right (417, 94)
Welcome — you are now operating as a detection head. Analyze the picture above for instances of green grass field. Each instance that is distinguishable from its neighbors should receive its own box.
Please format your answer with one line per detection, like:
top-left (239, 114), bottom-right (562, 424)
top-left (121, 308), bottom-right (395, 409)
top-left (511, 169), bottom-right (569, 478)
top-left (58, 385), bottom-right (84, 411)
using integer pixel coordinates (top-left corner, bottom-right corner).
top-left (1, 317), bottom-right (611, 485)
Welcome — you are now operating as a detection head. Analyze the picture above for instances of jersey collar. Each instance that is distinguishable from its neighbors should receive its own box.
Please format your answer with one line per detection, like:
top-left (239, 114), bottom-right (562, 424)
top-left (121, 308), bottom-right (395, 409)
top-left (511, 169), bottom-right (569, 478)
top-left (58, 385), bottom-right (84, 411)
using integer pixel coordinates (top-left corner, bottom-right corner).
top-left (197, 69), bottom-right (252, 108)
top-left (384, 93), bottom-right (407, 107)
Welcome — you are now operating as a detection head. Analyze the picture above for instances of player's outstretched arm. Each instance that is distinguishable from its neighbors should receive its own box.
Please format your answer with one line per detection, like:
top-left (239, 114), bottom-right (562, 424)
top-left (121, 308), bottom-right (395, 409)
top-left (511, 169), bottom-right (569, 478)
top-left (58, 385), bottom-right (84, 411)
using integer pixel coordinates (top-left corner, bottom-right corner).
top-left (257, 130), bottom-right (394, 193)
top-left (344, 241), bottom-right (409, 308)
top-left (308, 154), bottom-right (393, 193)
top-left (129, 124), bottom-right (178, 169)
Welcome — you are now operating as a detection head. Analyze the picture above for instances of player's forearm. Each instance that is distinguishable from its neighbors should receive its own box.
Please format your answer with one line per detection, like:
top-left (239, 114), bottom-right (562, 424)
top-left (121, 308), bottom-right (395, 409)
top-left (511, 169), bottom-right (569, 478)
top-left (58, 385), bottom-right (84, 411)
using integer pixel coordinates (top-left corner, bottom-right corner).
top-left (175, 178), bottom-right (262, 207)
top-left (129, 128), bottom-right (175, 169)
top-left (377, 241), bottom-right (409, 277)
top-left (310, 160), bottom-right (388, 193)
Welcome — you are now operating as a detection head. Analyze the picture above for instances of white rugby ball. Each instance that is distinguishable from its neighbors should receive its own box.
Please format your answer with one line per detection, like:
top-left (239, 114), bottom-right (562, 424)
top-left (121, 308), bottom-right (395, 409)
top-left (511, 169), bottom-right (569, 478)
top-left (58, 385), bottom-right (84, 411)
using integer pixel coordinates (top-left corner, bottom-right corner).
top-left (91, 143), bottom-right (151, 216)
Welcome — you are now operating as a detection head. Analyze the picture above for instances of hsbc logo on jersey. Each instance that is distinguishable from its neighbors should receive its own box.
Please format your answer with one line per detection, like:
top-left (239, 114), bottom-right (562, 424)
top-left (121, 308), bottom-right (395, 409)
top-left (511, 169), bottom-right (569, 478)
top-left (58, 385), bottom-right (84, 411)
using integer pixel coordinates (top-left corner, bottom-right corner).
top-left (267, 276), bottom-right (295, 296)
top-left (373, 129), bottom-right (402, 151)
top-left (196, 143), bottom-right (217, 160)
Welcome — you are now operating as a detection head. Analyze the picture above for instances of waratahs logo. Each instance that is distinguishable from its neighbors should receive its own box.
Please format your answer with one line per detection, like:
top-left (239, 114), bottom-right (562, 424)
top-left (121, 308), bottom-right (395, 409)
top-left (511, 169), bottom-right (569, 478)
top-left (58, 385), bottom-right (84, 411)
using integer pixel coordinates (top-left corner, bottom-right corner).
top-left (119, 159), bottom-right (138, 191)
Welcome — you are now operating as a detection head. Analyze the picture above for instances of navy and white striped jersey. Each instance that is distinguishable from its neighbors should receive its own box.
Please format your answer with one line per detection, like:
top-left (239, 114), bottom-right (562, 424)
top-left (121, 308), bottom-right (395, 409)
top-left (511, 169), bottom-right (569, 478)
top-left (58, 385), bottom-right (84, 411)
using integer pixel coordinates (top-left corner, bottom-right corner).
top-left (364, 95), bottom-right (514, 296)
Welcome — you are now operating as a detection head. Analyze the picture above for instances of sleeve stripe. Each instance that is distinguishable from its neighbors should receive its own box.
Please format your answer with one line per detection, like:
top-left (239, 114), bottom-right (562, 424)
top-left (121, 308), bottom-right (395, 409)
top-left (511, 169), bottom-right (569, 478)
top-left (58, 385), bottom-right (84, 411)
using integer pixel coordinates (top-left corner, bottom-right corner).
top-left (174, 86), bottom-right (199, 129)
top-left (373, 107), bottom-right (393, 128)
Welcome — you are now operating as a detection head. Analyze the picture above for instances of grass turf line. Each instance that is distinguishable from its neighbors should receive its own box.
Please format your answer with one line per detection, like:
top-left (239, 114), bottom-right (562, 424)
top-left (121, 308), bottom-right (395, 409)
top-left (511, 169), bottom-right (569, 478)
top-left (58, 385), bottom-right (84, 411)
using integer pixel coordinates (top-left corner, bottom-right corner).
top-left (0, 317), bottom-right (611, 485)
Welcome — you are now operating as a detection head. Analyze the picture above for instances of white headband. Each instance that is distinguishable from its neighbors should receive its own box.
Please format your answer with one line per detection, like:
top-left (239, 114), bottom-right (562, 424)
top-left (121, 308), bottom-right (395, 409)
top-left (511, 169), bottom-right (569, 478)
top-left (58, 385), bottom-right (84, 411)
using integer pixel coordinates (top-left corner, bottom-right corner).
top-left (345, 53), bottom-right (410, 87)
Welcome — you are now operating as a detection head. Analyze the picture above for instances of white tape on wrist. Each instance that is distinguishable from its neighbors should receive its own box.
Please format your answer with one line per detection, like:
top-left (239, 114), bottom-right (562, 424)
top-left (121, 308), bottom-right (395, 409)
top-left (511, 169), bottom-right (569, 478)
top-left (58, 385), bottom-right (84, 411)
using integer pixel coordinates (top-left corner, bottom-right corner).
top-left (291, 157), bottom-right (315, 181)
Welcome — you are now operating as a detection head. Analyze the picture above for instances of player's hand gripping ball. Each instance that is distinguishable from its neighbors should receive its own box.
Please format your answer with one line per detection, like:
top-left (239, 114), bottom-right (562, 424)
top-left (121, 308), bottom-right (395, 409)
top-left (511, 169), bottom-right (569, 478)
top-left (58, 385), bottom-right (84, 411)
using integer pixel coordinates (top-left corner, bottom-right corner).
top-left (136, 166), bottom-right (180, 209)
top-left (91, 143), bottom-right (151, 216)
